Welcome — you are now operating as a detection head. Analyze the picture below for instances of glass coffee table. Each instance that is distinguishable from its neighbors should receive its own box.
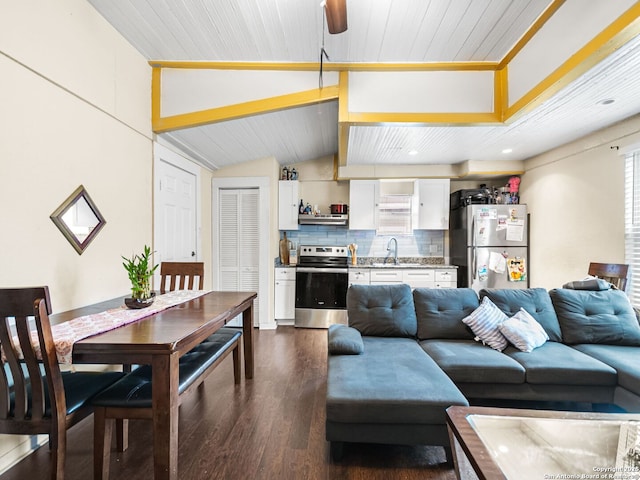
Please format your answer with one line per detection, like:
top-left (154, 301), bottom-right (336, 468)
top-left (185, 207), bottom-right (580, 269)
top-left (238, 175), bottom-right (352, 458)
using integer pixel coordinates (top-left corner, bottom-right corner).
top-left (446, 406), bottom-right (640, 480)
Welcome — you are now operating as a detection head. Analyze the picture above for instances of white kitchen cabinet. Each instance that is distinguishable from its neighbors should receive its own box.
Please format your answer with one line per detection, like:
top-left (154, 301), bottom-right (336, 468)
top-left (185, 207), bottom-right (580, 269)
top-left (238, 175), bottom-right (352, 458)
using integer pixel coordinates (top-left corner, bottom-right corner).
top-left (278, 180), bottom-right (299, 230)
top-left (359, 267), bottom-right (458, 289)
top-left (416, 179), bottom-right (450, 230)
top-left (349, 180), bottom-right (378, 230)
top-left (402, 269), bottom-right (434, 288)
top-left (274, 267), bottom-right (296, 320)
top-left (369, 269), bottom-right (403, 284)
top-left (349, 269), bottom-right (370, 286)
top-left (434, 269), bottom-right (457, 288)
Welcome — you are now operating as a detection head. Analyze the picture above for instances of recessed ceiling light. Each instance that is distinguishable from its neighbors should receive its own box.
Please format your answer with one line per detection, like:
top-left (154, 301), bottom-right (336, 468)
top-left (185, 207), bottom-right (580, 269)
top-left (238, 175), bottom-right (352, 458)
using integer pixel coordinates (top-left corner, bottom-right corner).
top-left (408, 149), bottom-right (418, 156)
top-left (502, 148), bottom-right (513, 154)
top-left (598, 98), bottom-right (615, 105)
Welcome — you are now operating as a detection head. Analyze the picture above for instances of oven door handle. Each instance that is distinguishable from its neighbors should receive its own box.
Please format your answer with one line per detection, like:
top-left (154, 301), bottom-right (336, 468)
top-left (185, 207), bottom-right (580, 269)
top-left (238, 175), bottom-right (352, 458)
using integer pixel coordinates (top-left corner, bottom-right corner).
top-left (296, 267), bottom-right (348, 274)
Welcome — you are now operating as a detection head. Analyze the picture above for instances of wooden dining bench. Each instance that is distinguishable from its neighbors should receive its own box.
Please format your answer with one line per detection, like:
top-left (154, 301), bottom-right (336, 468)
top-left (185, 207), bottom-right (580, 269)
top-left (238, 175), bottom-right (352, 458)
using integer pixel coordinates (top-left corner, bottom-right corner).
top-left (91, 327), bottom-right (242, 479)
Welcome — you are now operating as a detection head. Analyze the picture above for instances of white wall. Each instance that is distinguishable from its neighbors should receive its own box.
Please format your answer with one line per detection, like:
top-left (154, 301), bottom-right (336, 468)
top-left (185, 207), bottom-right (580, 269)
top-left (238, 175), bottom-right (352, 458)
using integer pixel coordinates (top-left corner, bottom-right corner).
top-left (522, 115), bottom-right (640, 289)
top-left (0, 1), bottom-right (153, 311)
top-left (0, 2), bottom-right (152, 471)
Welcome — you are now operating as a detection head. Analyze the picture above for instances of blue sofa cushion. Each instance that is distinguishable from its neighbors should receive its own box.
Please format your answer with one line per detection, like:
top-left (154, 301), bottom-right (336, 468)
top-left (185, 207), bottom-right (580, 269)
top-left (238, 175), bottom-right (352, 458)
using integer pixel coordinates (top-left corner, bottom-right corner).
top-left (550, 288), bottom-right (640, 345)
top-left (480, 288), bottom-right (563, 342)
top-left (413, 288), bottom-right (477, 340)
top-left (505, 342), bottom-right (617, 386)
top-left (573, 344), bottom-right (640, 395)
top-left (347, 284), bottom-right (417, 338)
top-left (327, 337), bottom-right (468, 424)
top-left (420, 339), bottom-right (525, 384)
top-left (328, 324), bottom-right (364, 355)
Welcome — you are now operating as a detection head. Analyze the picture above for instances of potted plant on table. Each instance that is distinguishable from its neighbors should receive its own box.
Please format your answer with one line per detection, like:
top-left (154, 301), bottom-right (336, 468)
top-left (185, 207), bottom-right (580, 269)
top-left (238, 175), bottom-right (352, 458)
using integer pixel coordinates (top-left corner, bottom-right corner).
top-left (122, 245), bottom-right (159, 309)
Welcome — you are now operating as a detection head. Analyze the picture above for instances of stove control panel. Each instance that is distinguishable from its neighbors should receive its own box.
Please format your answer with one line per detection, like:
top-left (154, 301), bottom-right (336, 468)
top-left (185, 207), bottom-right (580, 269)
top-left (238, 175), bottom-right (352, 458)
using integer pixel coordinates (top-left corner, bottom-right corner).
top-left (299, 245), bottom-right (348, 257)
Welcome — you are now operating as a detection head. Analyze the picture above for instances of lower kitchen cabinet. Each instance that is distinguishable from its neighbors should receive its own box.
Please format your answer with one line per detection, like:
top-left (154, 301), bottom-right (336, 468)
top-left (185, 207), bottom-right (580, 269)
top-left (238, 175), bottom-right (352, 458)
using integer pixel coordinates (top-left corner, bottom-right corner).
top-left (363, 268), bottom-right (457, 289)
top-left (402, 269), bottom-right (434, 288)
top-left (274, 267), bottom-right (296, 320)
top-left (369, 269), bottom-right (403, 284)
top-left (349, 269), bottom-right (370, 286)
top-left (434, 269), bottom-right (457, 288)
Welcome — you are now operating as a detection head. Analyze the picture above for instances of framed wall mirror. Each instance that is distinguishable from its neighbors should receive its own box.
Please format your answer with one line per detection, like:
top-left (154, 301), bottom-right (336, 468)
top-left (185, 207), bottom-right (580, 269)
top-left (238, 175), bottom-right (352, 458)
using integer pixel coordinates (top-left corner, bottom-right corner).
top-left (50, 185), bottom-right (106, 255)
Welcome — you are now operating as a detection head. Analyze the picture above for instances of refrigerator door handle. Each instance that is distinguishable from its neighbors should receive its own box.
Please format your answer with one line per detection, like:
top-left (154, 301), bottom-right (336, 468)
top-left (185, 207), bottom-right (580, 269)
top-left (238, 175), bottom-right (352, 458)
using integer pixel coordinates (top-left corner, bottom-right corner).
top-left (471, 214), bottom-right (477, 280)
top-left (472, 246), bottom-right (477, 280)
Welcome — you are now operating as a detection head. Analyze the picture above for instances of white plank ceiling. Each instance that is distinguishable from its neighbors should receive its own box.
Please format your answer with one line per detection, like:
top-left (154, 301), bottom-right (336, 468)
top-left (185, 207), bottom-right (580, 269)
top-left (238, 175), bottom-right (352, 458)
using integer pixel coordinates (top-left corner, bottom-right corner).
top-left (87, 0), bottom-right (640, 169)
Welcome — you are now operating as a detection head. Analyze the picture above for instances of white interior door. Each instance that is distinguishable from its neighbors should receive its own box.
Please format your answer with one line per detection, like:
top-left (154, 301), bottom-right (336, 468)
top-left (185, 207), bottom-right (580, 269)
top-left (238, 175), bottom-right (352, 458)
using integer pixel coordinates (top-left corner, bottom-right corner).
top-left (153, 143), bottom-right (201, 288)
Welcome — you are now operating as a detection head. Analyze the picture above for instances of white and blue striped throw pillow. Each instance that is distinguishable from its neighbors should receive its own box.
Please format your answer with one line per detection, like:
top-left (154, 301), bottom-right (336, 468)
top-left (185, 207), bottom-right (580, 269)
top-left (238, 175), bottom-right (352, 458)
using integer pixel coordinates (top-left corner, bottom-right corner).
top-left (499, 308), bottom-right (549, 352)
top-left (462, 296), bottom-right (509, 351)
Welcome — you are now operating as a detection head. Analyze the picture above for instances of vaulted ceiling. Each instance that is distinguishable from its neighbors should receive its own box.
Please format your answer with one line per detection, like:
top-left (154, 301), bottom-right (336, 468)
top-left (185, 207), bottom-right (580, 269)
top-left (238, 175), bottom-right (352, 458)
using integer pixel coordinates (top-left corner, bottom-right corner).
top-left (87, 0), bottom-right (640, 172)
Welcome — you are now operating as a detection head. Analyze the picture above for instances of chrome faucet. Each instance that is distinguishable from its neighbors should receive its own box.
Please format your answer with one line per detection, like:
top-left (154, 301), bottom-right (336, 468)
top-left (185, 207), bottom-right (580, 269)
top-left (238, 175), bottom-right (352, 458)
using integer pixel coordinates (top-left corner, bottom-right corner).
top-left (387, 237), bottom-right (399, 265)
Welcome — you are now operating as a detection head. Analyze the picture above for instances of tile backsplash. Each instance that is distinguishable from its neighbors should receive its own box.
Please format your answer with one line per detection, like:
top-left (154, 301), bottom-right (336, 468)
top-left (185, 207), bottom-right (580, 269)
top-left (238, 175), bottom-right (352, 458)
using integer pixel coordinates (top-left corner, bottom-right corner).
top-left (280, 225), bottom-right (444, 258)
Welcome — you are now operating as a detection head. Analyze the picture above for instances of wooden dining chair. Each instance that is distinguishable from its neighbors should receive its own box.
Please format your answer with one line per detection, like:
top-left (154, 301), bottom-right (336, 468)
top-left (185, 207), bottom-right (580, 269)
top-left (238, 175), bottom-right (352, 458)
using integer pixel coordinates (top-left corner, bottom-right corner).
top-left (159, 261), bottom-right (204, 294)
top-left (588, 262), bottom-right (629, 290)
top-left (0, 287), bottom-right (125, 480)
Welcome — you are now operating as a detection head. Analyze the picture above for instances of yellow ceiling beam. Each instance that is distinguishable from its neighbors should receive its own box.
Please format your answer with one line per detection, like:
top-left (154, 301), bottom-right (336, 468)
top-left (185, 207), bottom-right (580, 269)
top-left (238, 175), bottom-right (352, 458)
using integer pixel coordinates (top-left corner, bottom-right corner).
top-left (338, 71), bottom-right (350, 167)
top-left (149, 60), bottom-right (498, 72)
top-left (153, 85), bottom-right (339, 133)
top-left (494, 66), bottom-right (508, 122)
top-left (151, 67), bottom-right (161, 126)
top-left (345, 112), bottom-right (501, 126)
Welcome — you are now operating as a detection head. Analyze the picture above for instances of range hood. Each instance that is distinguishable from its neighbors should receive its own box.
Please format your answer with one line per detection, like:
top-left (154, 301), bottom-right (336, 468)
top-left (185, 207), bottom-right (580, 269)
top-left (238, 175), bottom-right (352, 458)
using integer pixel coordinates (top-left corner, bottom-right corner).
top-left (298, 214), bottom-right (348, 226)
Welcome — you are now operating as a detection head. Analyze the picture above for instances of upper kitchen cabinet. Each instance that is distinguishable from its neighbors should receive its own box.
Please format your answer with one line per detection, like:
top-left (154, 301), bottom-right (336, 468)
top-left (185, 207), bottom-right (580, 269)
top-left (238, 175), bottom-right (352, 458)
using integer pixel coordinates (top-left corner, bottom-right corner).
top-left (349, 180), bottom-right (379, 230)
top-left (278, 180), bottom-right (299, 230)
top-left (416, 179), bottom-right (450, 230)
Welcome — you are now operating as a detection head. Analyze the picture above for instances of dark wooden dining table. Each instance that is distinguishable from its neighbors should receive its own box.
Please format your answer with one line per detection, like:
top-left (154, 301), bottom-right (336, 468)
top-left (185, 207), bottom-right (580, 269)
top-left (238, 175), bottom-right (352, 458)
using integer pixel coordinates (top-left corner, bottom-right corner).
top-left (50, 290), bottom-right (257, 480)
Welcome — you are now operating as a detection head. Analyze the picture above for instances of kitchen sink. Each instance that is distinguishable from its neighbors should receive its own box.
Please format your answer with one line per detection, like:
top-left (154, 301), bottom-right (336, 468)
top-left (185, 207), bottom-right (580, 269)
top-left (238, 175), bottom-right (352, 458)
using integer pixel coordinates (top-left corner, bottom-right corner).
top-left (371, 263), bottom-right (422, 268)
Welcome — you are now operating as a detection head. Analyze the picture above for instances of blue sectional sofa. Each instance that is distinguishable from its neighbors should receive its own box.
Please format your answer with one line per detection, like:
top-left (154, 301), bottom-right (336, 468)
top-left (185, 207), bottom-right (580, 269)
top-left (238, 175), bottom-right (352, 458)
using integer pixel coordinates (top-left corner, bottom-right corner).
top-left (325, 284), bottom-right (640, 460)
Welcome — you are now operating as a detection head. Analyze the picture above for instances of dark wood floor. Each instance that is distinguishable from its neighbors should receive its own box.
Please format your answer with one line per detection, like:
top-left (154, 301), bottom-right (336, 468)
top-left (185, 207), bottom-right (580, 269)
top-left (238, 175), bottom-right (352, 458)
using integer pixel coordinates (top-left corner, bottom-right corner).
top-left (0, 327), bottom-right (456, 480)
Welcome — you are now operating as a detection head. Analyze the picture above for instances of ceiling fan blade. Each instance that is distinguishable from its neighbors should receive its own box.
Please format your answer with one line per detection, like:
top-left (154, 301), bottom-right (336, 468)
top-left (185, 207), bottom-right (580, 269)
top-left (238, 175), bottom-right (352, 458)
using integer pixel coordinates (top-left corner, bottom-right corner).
top-left (325, 0), bottom-right (347, 34)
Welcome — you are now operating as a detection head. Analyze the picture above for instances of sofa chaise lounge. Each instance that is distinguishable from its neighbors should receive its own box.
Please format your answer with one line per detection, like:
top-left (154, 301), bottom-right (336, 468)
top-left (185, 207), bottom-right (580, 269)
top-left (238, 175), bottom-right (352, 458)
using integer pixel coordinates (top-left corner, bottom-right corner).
top-left (326, 284), bottom-right (640, 460)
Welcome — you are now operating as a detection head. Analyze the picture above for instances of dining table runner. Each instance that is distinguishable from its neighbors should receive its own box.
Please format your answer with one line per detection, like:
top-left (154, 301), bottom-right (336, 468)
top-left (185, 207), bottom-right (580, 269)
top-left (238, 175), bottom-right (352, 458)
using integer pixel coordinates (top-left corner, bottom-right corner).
top-left (21, 290), bottom-right (211, 364)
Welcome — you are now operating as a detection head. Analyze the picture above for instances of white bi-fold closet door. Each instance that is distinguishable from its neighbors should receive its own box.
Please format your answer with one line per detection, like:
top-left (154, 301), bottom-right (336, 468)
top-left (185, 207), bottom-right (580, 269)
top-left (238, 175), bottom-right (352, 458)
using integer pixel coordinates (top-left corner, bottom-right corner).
top-left (217, 188), bottom-right (260, 326)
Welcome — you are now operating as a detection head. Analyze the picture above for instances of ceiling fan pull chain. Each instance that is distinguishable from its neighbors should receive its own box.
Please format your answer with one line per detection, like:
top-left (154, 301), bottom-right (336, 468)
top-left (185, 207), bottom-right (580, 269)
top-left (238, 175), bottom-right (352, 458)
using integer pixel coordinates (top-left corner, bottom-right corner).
top-left (320, 47), bottom-right (330, 89)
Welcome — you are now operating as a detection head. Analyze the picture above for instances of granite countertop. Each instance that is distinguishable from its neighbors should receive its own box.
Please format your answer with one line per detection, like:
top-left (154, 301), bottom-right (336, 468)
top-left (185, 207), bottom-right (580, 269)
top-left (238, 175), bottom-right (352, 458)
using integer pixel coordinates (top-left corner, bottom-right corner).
top-left (275, 257), bottom-right (458, 268)
top-left (350, 259), bottom-right (458, 269)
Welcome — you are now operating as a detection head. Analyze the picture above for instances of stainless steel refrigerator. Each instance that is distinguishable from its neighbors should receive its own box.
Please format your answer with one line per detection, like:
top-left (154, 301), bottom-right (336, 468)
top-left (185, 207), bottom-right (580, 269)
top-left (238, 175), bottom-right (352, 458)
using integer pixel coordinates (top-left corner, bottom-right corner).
top-left (450, 204), bottom-right (529, 291)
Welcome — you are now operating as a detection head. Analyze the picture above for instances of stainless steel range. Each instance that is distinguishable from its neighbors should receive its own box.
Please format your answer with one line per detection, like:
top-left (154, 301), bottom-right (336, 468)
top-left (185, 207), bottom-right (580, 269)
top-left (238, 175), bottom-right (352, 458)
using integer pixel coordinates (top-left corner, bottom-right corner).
top-left (295, 245), bottom-right (349, 328)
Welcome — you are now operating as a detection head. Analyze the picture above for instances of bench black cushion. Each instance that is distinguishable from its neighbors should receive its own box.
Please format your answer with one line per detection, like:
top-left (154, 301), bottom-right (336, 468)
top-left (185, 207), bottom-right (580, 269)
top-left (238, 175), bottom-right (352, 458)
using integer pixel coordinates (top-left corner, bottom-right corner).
top-left (92, 328), bottom-right (241, 408)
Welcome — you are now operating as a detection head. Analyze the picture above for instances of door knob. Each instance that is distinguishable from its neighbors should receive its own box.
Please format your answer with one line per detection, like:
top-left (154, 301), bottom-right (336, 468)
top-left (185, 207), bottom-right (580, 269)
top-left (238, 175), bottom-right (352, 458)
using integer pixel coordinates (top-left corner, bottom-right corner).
top-left (191, 251), bottom-right (196, 257)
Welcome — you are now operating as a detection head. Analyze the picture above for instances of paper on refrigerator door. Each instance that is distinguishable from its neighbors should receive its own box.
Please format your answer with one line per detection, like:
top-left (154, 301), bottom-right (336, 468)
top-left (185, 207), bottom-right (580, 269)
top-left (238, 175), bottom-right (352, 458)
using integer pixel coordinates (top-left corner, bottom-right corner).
top-left (507, 257), bottom-right (527, 282)
top-left (506, 219), bottom-right (525, 242)
top-left (489, 252), bottom-right (506, 273)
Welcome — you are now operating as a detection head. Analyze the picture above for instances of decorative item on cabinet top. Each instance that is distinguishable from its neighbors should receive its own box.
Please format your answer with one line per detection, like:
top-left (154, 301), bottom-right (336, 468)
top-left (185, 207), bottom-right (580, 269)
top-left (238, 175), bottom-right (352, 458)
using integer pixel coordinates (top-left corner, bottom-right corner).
top-left (281, 166), bottom-right (298, 180)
